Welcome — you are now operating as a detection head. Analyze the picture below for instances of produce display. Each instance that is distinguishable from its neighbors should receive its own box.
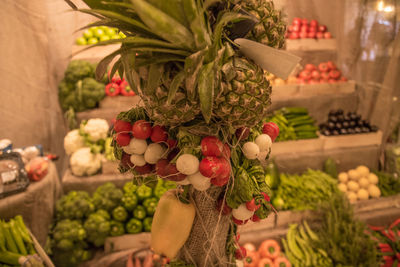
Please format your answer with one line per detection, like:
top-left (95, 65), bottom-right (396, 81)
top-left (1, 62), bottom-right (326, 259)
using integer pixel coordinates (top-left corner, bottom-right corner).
top-left (49, 180), bottom-right (175, 266)
top-left (336, 165), bottom-right (381, 203)
top-left (385, 145), bottom-right (400, 177)
top-left (0, 216), bottom-right (44, 267)
top-left (375, 171), bottom-right (400, 196)
top-left (296, 62), bottom-right (347, 84)
top-left (75, 26), bottom-right (126, 45)
top-left (319, 110), bottom-right (378, 136)
top-left (105, 75), bottom-right (136, 97)
top-left (241, 239), bottom-right (291, 267)
top-left (286, 18), bottom-right (332, 40)
top-left (272, 169), bottom-right (338, 211)
top-left (265, 107), bottom-right (318, 141)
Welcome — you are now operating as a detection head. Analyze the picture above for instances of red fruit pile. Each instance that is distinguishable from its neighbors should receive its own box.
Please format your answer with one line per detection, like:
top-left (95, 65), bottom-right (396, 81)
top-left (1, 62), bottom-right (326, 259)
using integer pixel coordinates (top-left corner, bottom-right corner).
top-left (287, 18), bottom-right (332, 40)
top-left (105, 75), bottom-right (136, 97)
top-left (199, 136), bottom-right (231, 187)
top-left (296, 61), bottom-right (347, 84)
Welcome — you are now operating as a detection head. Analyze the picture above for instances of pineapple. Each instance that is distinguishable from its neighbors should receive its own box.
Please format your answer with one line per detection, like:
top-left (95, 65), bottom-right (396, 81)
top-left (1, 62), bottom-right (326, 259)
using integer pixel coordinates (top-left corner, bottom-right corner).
top-left (233, 0), bottom-right (287, 49)
top-left (77, 0), bottom-right (285, 128)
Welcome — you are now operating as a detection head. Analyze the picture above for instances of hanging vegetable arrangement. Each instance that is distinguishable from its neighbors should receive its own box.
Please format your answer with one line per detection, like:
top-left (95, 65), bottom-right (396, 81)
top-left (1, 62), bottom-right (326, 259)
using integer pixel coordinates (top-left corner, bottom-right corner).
top-left (66, 0), bottom-right (293, 265)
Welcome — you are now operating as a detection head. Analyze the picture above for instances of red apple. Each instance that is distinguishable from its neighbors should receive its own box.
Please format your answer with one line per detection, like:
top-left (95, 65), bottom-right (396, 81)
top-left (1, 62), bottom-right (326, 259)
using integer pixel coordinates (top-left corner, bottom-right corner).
top-left (318, 25), bottom-right (327, 32)
top-left (310, 19), bottom-right (318, 27)
top-left (304, 64), bottom-right (316, 71)
top-left (299, 32), bottom-right (308, 39)
top-left (320, 78), bottom-right (329, 83)
top-left (307, 31), bottom-right (316, 38)
top-left (301, 18), bottom-right (308, 26)
top-left (288, 25), bottom-right (294, 33)
top-left (311, 70), bottom-right (321, 79)
top-left (300, 25), bottom-right (309, 33)
top-left (292, 24), bottom-right (300, 32)
top-left (318, 62), bottom-right (329, 72)
top-left (329, 69), bottom-right (341, 79)
top-left (292, 17), bottom-right (302, 25)
top-left (316, 32), bottom-right (324, 39)
top-left (309, 26), bottom-right (317, 33)
top-left (299, 70), bottom-right (312, 80)
top-left (289, 32), bottom-right (299, 39)
top-left (321, 71), bottom-right (330, 80)
top-left (326, 61), bottom-right (337, 70)
top-left (324, 32), bottom-right (332, 39)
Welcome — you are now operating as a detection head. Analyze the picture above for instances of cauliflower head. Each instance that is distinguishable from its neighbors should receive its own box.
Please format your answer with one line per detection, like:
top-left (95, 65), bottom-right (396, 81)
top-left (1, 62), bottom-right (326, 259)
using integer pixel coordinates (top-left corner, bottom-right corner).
top-left (82, 118), bottom-right (109, 142)
top-left (70, 147), bottom-right (102, 176)
top-left (64, 129), bottom-right (85, 155)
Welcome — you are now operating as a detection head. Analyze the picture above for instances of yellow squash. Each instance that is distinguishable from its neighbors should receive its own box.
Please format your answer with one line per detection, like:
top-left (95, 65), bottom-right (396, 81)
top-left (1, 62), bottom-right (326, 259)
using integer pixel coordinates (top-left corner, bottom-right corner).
top-left (151, 190), bottom-right (195, 259)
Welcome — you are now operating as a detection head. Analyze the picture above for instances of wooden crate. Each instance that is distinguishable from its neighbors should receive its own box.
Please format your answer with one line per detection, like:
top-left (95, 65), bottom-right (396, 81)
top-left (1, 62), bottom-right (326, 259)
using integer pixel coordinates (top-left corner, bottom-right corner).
top-left (271, 137), bottom-right (324, 156)
top-left (286, 39), bottom-right (337, 51)
top-left (322, 131), bottom-right (383, 150)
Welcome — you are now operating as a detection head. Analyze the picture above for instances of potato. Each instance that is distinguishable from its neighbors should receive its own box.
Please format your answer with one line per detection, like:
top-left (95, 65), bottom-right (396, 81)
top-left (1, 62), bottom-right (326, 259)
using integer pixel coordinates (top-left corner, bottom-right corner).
top-left (357, 188), bottom-right (369, 200)
top-left (348, 169), bottom-right (360, 181)
top-left (368, 184), bottom-right (381, 198)
top-left (368, 173), bottom-right (379, 185)
top-left (358, 177), bottom-right (370, 189)
top-left (356, 165), bottom-right (370, 177)
top-left (338, 183), bottom-right (347, 193)
top-left (338, 172), bottom-right (349, 183)
top-left (347, 181), bottom-right (360, 192)
top-left (347, 192), bottom-right (358, 203)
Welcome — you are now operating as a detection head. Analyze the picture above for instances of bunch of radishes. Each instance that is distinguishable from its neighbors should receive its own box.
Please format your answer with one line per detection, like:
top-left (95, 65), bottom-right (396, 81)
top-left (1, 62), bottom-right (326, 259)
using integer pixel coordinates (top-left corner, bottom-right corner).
top-left (297, 61), bottom-right (347, 85)
top-left (286, 18), bottom-right (332, 40)
top-left (239, 122), bottom-right (279, 162)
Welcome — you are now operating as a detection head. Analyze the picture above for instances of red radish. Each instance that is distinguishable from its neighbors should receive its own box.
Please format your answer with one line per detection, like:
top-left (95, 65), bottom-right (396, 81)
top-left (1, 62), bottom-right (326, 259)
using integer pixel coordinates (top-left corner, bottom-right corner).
top-left (156, 159), bottom-right (169, 177)
top-left (304, 64), bottom-right (316, 71)
top-left (246, 198), bottom-right (261, 211)
top-left (299, 32), bottom-right (308, 39)
top-left (292, 18), bottom-right (302, 25)
top-left (167, 148), bottom-right (180, 161)
top-left (321, 71), bottom-right (330, 80)
top-left (329, 69), bottom-right (341, 79)
top-left (326, 61), bottom-right (337, 70)
top-left (262, 192), bottom-right (271, 202)
top-left (199, 156), bottom-right (222, 178)
top-left (301, 18), bottom-right (308, 25)
top-left (150, 125), bottom-right (168, 143)
top-left (257, 258), bottom-right (274, 267)
top-left (116, 133), bottom-right (131, 146)
top-left (222, 143), bottom-right (231, 159)
top-left (274, 257), bottom-right (291, 267)
top-left (216, 158), bottom-right (231, 177)
top-left (201, 136), bottom-right (224, 157)
top-left (251, 214), bottom-right (261, 222)
top-left (210, 175), bottom-right (230, 186)
top-left (258, 239), bottom-right (281, 259)
top-left (324, 32), bottom-right (332, 39)
top-left (166, 163), bottom-right (187, 181)
top-left (300, 25), bottom-right (309, 33)
top-left (134, 163), bottom-right (153, 175)
top-left (318, 62), bottom-right (329, 72)
top-left (307, 31), bottom-right (316, 38)
top-left (235, 247), bottom-right (247, 260)
top-left (316, 32), bottom-right (324, 39)
top-left (114, 120), bottom-right (132, 133)
top-left (310, 19), bottom-right (318, 27)
top-left (166, 139), bottom-right (177, 149)
top-left (216, 198), bottom-right (232, 215)
top-left (318, 25), bottom-right (327, 32)
top-left (235, 127), bottom-right (250, 141)
top-left (299, 70), bottom-right (312, 80)
top-left (132, 120), bottom-right (152, 139)
top-left (235, 234), bottom-right (240, 242)
top-left (289, 32), bottom-right (299, 39)
top-left (121, 153), bottom-right (134, 168)
top-left (232, 217), bottom-right (248, 225)
top-left (262, 122), bottom-right (279, 142)
top-left (311, 70), bottom-right (321, 79)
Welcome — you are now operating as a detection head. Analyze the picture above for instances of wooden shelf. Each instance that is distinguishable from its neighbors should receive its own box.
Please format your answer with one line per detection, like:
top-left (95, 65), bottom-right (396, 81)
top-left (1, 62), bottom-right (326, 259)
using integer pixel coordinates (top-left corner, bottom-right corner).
top-left (71, 44), bottom-right (121, 63)
top-left (286, 39), bottom-right (337, 51)
top-left (272, 81), bottom-right (356, 101)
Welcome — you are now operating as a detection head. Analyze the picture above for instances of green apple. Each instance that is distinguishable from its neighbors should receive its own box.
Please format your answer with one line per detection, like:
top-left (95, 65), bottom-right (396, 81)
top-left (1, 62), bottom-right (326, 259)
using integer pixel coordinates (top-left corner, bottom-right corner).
top-left (99, 35), bottom-right (110, 42)
top-left (93, 28), bottom-right (105, 38)
top-left (76, 37), bottom-right (87, 45)
top-left (83, 29), bottom-right (93, 39)
top-left (110, 35), bottom-right (120, 40)
top-left (99, 26), bottom-right (108, 31)
top-left (104, 28), bottom-right (116, 36)
top-left (87, 37), bottom-right (98, 45)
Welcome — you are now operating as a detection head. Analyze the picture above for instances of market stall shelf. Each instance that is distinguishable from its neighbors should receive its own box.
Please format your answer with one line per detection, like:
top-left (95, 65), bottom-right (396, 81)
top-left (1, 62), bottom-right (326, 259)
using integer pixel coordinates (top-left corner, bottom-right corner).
top-left (61, 169), bottom-right (133, 194)
top-left (286, 39), bottom-right (337, 51)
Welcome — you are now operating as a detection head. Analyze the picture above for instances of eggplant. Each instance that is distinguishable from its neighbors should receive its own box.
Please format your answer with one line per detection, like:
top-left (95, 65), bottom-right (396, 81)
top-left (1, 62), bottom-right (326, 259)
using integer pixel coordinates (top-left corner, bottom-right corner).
top-left (342, 121), bottom-right (350, 128)
top-left (354, 127), bottom-right (362, 134)
top-left (336, 109), bottom-right (344, 116)
top-left (347, 128), bottom-right (355, 134)
top-left (340, 128), bottom-right (348, 135)
top-left (322, 129), bottom-right (331, 136)
top-left (329, 116), bottom-right (338, 123)
top-left (336, 114), bottom-right (345, 122)
top-left (328, 122), bottom-right (336, 130)
top-left (332, 130), bottom-right (340, 136)
top-left (370, 125), bottom-right (378, 132)
top-left (328, 110), bottom-right (336, 117)
top-left (362, 127), bottom-right (370, 133)
top-left (335, 122), bottom-right (342, 129)
top-left (349, 121), bottom-right (356, 128)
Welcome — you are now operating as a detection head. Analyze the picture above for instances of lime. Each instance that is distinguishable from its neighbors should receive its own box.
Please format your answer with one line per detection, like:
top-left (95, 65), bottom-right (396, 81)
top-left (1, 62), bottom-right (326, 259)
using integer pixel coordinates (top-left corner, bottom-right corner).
top-left (99, 26), bottom-right (109, 31)
top-left (110, 35), bottom-right (120, 40)
top-left (100, 35), bottom-right (110, 42)
top-left (76, 37), bottom-right (87, 45)
top-left (104, 28), bottom-right (116, 36)
top-left (83, 29), bottom-right (93, 39)
top-left (93, 28), bottom-right (104, 38)
top-left (87, 37), bottom-right (98, 45)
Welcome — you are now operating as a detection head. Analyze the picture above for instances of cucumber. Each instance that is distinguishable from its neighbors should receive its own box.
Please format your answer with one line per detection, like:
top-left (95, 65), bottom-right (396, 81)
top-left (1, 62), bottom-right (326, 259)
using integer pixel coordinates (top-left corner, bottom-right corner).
top-left (323, 158), bottom-right (338, 178)
top-left (264, 160), bottom-right (280, 189)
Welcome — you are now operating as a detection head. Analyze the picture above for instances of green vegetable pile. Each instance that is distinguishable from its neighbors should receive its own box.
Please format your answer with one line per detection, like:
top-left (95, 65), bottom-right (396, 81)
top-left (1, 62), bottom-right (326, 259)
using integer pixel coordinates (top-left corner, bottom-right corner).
top-left (49, 180), bottom-right (176, 266)
top-left (375, 171), bottom-right (400, 196)
top-left (75, 26), bottom-right (125, 46)
top-left (273, 169), bottom-right (339, 211)
top-left (266, 107), bottom-right (319, 141)
top-left (58, 60), bottom-right (106, 115)
top-left (0, 216), bottom-right (43, 267)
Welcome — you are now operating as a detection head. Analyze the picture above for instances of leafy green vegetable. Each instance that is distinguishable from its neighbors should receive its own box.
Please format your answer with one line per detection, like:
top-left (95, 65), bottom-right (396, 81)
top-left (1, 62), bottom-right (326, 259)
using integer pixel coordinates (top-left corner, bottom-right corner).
top-left (55, 191), bottom-right (95, 220)
top-left (83, 210), bottom-right (111, 247)
top-left (375, 171), bottom-right (400, 196)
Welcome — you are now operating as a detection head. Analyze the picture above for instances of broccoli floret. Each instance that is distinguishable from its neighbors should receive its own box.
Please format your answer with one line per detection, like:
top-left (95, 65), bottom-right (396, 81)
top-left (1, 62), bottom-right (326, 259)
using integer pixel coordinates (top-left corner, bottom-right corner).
top-left (81, 77), bottom-right (105, 108)
top-left (92, 182), bottom-right (123, 212)
top-left (65, 60), bottom-right (95, 83)
top-left (55, 191), bottom-right (95, 221)
top-left (83, 210), bottom-right (111, 247)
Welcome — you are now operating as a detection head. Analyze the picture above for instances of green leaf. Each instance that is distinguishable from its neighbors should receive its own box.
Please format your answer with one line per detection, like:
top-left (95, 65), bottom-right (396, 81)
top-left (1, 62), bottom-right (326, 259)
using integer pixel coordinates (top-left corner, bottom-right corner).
top-left (198, 62), bottom-right (214, 123)
top-left (121, 52), bottom-right (140, 95)
top-left (130, 0), bottom-right (195, 50)
top-left (110, 59), bottom-right (122, 82)
top-left (146, 0), bottom-right (189, 28)
top-left (167, 71), bottom-right (186, 105)
top-left (183, 0), bottom-right (211, 49)
top-left (95, 49), bottom-right (122, 81)
top-left (136, 56), bottom-right (185, 67)
top-left (120, 36), bottom-right (184, 49)
top-left (204, 0), bottom-right (221, 9)
top-left (122, 46), bottom-right (191, 56)
top-left (213, 12), bottom-right (252, 44)
top-left (145, 64), bottom-right (164, 95)
top-left (184, 50), bottom-right (205, 101)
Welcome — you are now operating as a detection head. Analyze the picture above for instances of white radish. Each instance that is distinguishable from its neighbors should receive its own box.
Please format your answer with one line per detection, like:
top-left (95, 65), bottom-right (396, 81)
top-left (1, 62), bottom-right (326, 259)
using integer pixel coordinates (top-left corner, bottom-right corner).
top-left (130, 154), bottom-right (146, 167)
top-left (257, 150), bottom-right (269, 162)
top-left (357, 188), bottom-right (369, 200)
top-left (242, 142), bottom-right (260, 160)
top-left (358, 177), bottom-right (370, 189)
top-left (123, 138), bottom-right (148, 155)
top-left (176, 178), bottom-right (191, 185)
top-left (368, 173), bottom-right (379, 185)
top-left (176, 154), bottom-right (200, 175)
top-left (347, 181), bottom-right (360, 192)
top-left (255, 134), bottom-right (272, 152)
top-left (187, 172), bottom-right (211, 191)
top-left (338, 172), bottom-right (349, 183)
top-left (338, 183), bottom-right (347, 193)
top-left (144, 143), bottom-right (166, 164)
top-left (232, 203), bottom-right (254, 221)
top-left (368, 184), bottom-right (381, 198)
